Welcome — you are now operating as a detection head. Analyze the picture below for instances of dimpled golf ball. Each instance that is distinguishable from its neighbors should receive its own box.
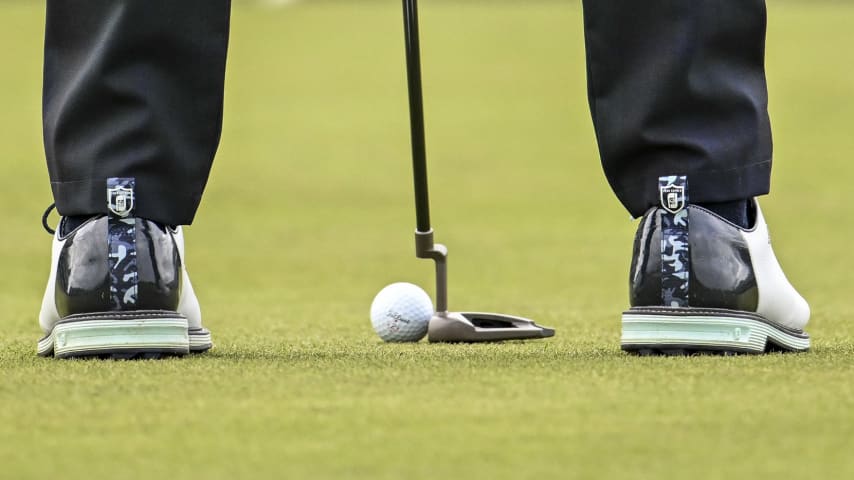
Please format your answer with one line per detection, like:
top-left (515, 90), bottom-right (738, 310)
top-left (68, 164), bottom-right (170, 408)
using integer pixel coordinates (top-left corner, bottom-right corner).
top-left (370, 282), bottom-right (434, 342)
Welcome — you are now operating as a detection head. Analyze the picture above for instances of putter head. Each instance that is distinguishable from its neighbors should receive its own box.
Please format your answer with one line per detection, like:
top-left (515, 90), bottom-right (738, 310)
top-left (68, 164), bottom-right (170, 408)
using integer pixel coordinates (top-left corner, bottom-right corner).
top-left (414, 232), bottom-right (556, 342)
top-left (427, 311), bottom-right (555, 343)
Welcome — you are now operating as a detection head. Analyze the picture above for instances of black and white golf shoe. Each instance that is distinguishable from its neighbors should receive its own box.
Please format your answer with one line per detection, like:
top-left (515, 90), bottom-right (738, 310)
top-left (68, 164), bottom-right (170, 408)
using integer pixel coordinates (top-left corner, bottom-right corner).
top-left (37, 212), bottom-right (212, 359)
top-left (38, 177), bottom-right (213, 359)
top-left (621, 177), bottom-right (809, 355)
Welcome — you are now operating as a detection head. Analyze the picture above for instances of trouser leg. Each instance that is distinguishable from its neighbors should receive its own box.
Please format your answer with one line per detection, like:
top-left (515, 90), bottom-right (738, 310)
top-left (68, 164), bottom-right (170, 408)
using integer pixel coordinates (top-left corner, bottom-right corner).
top-left (43, 0), bottom-right (231, 225)
top-left (582, 0), bottom-right (772, 217)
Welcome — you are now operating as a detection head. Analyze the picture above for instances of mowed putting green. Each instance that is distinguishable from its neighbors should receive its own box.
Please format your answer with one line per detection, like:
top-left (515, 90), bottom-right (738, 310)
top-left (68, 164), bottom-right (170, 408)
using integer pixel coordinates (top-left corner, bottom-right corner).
top-left (2, 1), bottom-right (854, 478)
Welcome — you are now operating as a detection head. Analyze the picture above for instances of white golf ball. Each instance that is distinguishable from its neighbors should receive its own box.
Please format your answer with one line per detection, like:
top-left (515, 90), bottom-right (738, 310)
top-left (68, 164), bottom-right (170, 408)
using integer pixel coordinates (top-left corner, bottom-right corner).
top-left (370, 282), bottom-right (434, 342)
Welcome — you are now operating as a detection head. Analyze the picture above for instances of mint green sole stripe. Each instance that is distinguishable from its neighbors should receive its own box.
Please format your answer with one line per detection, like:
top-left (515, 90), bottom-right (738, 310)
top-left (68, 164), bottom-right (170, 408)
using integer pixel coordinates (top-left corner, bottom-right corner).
top-left (40, 318), bottom-right (189, 356)
top-left (621, 314), bottom-right (809, 352)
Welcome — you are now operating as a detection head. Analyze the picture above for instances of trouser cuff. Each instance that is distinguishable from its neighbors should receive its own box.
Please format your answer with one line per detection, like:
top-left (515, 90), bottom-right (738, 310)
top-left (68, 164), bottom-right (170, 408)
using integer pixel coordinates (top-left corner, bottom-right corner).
top-left (614, 159), bottom-right (772, 218)
top-left (51, 177), bottom-right (203, 226)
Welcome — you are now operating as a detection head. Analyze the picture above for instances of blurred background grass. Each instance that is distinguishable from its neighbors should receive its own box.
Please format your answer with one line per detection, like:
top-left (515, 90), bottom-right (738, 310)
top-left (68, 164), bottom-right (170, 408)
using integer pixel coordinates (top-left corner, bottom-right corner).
top-left (1, 1), bottom-right (853, 479)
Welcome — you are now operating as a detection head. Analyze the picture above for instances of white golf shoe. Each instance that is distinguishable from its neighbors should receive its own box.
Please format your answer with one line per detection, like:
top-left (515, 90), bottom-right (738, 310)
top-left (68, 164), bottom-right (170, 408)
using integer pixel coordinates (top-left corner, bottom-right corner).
top-left (37, 215), bottom-right (212, 359)
top-left (621, 199), bottom-right (810, 354)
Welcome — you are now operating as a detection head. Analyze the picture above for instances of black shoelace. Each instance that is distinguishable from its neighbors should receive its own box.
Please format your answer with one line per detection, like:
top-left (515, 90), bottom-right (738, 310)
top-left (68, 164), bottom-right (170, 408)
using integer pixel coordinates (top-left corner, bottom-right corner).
top-left (42, 203), bottom-right (58, 235)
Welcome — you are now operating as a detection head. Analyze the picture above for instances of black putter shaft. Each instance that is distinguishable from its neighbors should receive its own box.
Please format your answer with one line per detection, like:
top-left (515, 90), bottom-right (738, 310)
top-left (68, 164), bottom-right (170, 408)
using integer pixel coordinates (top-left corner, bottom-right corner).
top-left (402, 0), bottom-right (448, 313)
top-left (403, 0), bottom-right (431, 234)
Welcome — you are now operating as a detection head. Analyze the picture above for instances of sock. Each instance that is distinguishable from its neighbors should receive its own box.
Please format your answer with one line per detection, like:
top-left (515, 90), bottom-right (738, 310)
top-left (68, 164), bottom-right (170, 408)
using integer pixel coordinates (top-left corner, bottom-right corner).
top-left (60, 215), bottom-right (170, 236)
top-left (696, 199), bottom-right (752, 229)
top-left (61, 215), bottom-right (95, 236)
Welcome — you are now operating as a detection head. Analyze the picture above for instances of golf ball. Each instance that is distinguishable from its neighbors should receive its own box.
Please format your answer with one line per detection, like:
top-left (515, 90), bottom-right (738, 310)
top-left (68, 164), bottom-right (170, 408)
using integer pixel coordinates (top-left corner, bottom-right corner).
top-left (370, 282), bottom-right (434, 342)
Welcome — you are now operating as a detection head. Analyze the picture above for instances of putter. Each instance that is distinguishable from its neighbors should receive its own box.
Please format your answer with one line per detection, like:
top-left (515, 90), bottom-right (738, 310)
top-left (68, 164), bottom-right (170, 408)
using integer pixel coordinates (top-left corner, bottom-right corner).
top-left (401, 0), bottom-right (555, 342)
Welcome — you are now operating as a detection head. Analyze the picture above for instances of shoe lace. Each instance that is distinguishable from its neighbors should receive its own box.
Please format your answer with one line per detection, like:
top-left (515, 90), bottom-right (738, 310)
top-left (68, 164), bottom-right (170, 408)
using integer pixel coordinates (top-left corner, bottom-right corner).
top-left (42, 203), bottom-right (57, 235)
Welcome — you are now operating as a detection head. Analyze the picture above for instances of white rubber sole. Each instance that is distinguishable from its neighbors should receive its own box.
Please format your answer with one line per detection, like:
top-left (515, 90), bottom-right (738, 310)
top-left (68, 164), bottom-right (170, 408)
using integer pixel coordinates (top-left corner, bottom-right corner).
top-left (38, 311), bottom-right (190, 359)
top-left (621, 307), bottom-right (810, 354)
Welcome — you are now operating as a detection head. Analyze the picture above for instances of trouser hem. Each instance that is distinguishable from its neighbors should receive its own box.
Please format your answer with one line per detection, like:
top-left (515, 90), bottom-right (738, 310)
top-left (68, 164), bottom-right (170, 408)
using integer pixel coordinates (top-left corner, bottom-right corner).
top-left (51, 178), bottom-right (203, 226)
top-left (614, 159), bottom-right (772, 218)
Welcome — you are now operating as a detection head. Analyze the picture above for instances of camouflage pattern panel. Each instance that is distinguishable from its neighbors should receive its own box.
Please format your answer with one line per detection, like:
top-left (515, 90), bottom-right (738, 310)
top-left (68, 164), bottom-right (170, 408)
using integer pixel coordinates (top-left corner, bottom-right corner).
top-left (659, 176), bottom-right (689, 307)
top-left (107, 177), bottom-right (138, 310)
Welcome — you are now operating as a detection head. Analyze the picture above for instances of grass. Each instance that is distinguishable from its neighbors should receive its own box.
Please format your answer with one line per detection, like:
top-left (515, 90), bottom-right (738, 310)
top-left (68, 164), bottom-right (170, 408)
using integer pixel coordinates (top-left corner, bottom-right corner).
top-left (2, 1), bottom-right (854, 478)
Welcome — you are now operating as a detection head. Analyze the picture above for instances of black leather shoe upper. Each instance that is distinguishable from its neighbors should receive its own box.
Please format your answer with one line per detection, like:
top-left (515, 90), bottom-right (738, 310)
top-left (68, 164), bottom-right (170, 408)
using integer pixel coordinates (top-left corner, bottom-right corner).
top-left (629, 206), bottom-right (759, 311)
top-left (55, 217), bottom-right (182, 318)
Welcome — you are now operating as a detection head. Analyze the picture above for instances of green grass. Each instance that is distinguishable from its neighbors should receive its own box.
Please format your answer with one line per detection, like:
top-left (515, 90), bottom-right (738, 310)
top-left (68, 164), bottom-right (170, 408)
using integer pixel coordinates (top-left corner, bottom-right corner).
top-left (2, 2), bottom-right (854, 478)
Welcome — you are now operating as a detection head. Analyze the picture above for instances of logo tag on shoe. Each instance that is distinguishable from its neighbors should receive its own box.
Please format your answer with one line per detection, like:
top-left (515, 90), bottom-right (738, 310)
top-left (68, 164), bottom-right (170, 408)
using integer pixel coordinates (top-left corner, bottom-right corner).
top-left (108, 183), bottom-right (135, 217)
top-left (107, 178), bottom-right (138, 310)
top-left (659, 178), bottom-right (686, 214)
top-left (659, 176), bottom-right (689, 307)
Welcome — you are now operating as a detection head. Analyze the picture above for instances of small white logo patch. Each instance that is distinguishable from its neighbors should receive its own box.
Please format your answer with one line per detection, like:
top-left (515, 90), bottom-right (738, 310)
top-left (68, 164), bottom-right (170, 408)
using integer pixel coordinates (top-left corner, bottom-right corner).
top-left (107, 186), bottom-right (135, 217)
top-left (660, 185), bottom-right (686, 214)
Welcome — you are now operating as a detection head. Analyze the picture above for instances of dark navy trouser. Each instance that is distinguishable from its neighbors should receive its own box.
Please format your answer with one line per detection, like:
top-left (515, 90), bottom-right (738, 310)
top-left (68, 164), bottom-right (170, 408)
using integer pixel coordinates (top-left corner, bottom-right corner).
top-left (44, 0), bottom-right (771, 224)
top-left (43, 0), bottom-right (231, 225)
top-left (581, 0), bottom-right (772, 216)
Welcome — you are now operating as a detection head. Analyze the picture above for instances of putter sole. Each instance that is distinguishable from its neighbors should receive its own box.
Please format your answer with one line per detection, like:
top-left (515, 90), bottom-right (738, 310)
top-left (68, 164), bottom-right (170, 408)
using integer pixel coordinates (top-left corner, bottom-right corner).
top-left (428, 312), bottom-right (555, 343)
top-left (621, 306), bottom-right (810, 355)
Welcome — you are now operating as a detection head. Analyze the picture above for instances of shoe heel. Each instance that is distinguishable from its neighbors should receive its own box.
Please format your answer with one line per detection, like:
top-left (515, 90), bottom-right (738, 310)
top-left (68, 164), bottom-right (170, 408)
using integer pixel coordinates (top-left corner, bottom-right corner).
top-left (621, 307), bottom-right (810, 355)
top-left (38, 310), bottom-right (189, 359)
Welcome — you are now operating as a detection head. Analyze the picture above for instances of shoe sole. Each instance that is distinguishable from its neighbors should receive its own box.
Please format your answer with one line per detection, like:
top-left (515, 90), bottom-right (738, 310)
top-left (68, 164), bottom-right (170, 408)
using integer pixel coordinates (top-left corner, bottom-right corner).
top-left (621, 307), bottom-right (810, 355)
top-left (38, 310), bottom-right (193, 359)
top-left (189, 327), bottom-right (213, 353)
